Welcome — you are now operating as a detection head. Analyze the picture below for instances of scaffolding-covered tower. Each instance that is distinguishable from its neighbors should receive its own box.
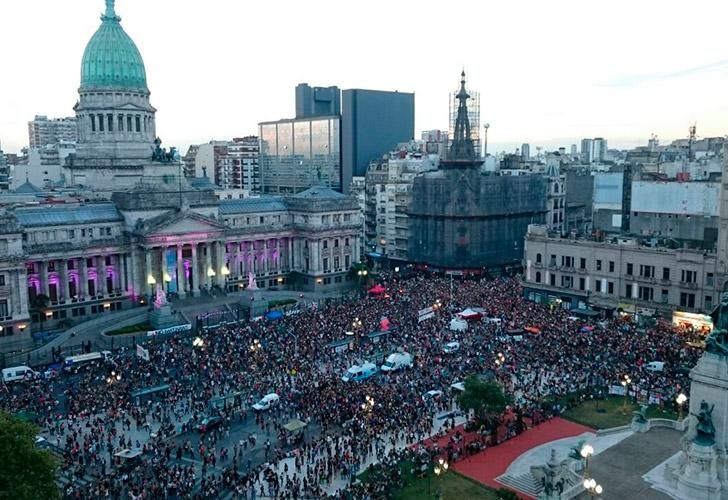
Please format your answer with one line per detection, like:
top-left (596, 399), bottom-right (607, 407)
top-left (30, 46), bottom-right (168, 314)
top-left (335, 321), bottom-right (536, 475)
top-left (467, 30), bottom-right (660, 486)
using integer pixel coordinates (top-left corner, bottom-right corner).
top-left (449, 81), bottom-right (480, 158)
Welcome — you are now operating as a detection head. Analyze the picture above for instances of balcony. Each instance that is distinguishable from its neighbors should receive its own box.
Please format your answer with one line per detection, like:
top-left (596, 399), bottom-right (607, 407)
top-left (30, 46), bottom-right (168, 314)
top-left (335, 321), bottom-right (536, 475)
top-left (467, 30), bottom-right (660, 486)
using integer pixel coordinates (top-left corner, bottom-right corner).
top-left (679, 281), bottom-right (699, 289)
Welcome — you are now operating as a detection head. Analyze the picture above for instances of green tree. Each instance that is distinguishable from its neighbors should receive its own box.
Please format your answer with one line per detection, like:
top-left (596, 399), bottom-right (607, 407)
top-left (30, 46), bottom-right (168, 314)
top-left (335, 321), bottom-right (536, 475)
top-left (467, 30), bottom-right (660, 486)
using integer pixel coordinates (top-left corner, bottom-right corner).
top-left (0, 412), bottom-right (60, 500)
top-left (457, 376), bottom-right (513, 429)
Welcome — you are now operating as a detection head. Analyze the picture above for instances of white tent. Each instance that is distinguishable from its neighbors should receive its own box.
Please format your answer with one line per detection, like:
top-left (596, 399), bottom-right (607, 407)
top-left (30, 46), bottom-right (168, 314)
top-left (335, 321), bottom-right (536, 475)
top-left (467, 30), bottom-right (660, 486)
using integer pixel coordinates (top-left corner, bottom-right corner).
top-left (457, 308), bottom-right (482, 319)
top-left (449, 317), bottom-right (468, 332)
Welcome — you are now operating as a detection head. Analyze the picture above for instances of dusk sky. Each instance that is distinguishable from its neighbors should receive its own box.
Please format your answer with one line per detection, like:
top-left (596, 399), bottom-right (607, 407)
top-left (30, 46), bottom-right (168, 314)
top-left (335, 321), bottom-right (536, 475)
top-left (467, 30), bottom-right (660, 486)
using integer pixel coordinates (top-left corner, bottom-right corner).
top-left (1, 0), bottom-right (727, 154)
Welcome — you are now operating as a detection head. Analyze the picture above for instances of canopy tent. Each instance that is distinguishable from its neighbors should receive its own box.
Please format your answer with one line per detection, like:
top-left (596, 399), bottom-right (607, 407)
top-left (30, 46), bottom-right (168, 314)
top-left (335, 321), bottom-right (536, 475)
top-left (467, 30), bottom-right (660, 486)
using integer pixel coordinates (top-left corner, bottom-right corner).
top-left (265, 310), bottom-right (284, 321)
top-left (114, 449), bottom-right (142, 459)
top-left (524, 326), bottom-right (542, 334)
top-left (449, 317), bottom-right (468, 332)
top-left (368, 284), bottom-right (386, 295)
top-left (283, 419), bottom-right (308, 432)
top-left (579, 326), bottom-right (594, 333)
top-left (457, 308), bottom-right (482, 320)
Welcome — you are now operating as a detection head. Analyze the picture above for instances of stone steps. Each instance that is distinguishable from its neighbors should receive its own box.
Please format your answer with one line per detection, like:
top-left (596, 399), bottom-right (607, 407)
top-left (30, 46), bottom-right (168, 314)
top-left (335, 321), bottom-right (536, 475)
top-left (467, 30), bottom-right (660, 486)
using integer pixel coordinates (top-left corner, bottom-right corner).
top-left (497, 472), bottom-right (543, 497)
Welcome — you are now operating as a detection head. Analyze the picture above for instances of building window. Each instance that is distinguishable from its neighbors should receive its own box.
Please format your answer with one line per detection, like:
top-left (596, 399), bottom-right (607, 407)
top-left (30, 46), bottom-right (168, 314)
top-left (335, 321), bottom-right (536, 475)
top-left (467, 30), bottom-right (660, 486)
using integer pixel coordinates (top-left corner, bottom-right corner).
top-left (707, 273), bottom-right (715, 286)
top-left (107, 114), bottom-right (113, 131)
top-left (90, 115), bottom-right (96, 132)
top-left (626, 263), bottom-right (633, 276)
top-left (681, 270), bottom-right (696, 284)
top-left (550, 274), bottom-right (556, 286)
top-left (323, 258), bottom-right (329, 272)
top-left (580, 258), bottom-right (586, 270)
top-left (345, 238), bottom-right (350, 246)
top-left (98, 114), bottom-right (104, 132)
top-left (579, 277), bottom-right (585, 290)
top-left (608, 282), bottom-right (614, 294)
top-left (626, 284), bottom-right (633, 298)
top-left (135, 116), bottom-right (141, 132)
top-left (561, 275), bottom-right (572, 288)
top-left (680, 292), bottom-right (696, 308)
top-left (535, 271), bottom-right (541, 283)
top-left (536, 253), bottom-right (542, 264)
top-left (662, 267), bottom-right (670, 281)
top-left (706, 295), bottom-right (713, 310)
top-left (561, 256), bottom-right (574, 268)
top-left (127, 115), bottom-right (132, 131)
top-left (550, 254), bottom-right (556, 267)
top-left (345, 255), bottom-right (350, 268)
top-left (334, 239), bottom-right (339, 248)
top-left (596, 280), bottom-right (602, 292)
top-left (661, 289), bottom-right (669, 304)
top-left (609, 261), bottom-right (615, 273)
top-left (118, 114), bottom-right (124, 131)
top-left (638, 286), bottom-right (654, 301)
top-left (86, 258), bottom-right (93, 268)
top-left (0, 299), bottom-right (7, 317)
top-left (596, 260), bottom-right (602, 271)
top-left (323, 240), bottom-right (328, 249)
top-left (640, 265), bottom-right (654, 278)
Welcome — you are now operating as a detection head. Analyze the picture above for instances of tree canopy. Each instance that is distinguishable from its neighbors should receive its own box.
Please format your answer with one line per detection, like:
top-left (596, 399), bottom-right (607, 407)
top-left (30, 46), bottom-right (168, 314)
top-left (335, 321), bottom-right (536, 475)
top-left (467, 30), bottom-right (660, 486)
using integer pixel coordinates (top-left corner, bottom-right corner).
top-left (0, 412), bottom-right (60, 500)
top-left (457, 375), bottom-right (512, 424)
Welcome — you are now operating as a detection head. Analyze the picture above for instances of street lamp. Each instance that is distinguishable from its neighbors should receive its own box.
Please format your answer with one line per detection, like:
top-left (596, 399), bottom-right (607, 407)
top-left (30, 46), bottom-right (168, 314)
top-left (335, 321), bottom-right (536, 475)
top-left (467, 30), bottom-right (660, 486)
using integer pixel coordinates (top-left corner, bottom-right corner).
top-left (163, 272), bottom-right (171, 294)
top-left (495, 352), bottom-right (505, 368)
top-left (677, 393), bottom-right (688, 421)
top-left (106, 370), bottom-right (122, 385)
top-left (621, 375), bottom-right (632, 415)
top-left (250, 339), bottom-right (262, 353)
top-left (434, 457), bottom-right (449, 498)
top-left (580, 443), bottom-right (594, 478)
top-left (361, 395), bottom-right (375, 414)
top-left (352, 317), bottom-right (363, 329)
top-left (192, 336), bottom-right (205, 349)
top-left (147, 274), bottom-right (156, 304)
top-left (221, 265), bottom-right (230, 279)
top-left (583, 478), bottom-right (603, 498)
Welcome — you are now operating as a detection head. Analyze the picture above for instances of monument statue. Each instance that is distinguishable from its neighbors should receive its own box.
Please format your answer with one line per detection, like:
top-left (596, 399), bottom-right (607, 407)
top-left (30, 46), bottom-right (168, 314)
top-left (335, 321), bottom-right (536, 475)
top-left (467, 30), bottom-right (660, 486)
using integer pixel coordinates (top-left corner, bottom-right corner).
top-left (247, 272), bottom-right (258, 290)
top-left (632, 404), bottom-right (648, 424)
top-left (154, 283), bottom-right (168, 308)
top-left (691, 400), bottom-right (716, 446)
top-left (706, 292), bottom-right (728, 356)
top-left (568, 440), bottom-right (586, 461)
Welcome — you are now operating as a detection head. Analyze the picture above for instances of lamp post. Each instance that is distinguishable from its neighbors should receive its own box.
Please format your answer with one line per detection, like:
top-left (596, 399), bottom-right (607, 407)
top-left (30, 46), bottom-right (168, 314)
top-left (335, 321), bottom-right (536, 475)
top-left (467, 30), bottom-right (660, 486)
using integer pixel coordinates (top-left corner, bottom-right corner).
top-left (146, 274), bottom-right (156, 305)
top-left (434, 457), bottom-right (449, 498)
top-left (163, 272), bottom-right (171, 295)
top-left (207, 267), bottom-right (216, 289)
top-left (580, 443), bottom-right (594, 478)
top-left (677, 393), bottom-right (687, 422)
top-left (621, 375), bottom-right (632, 415)
top-left (192, 336), bottom-right (205, 349)
top-left (106, 370), bottom-right (122, 385)
top-left (583, 478), bottom-right (603, 498)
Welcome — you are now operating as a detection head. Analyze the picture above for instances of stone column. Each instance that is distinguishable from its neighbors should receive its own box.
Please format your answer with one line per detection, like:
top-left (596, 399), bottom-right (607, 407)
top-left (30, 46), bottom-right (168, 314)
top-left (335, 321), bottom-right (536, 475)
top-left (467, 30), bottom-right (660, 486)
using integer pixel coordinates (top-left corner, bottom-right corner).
top-left (216, 241), bottom-right (226, 288)
top-left (80, 257), bottom-right (89, 298)
top-left (191, 243), bottom-right (200, 297)
top-left (275, 239), bottom-right (282, 273)
top-left (60, 260), bottom-right (69, 303)
top-left (130, 247), bottom-right (142, 298)
top-left (119, 253), bottom-right (127, 293)
top-left (40, 261), bottom-right (50, 297)
top-left (176, 245), bottom-right (186, 299)
top-left (159, 247), bottom-right (167, 289)
top-left (99, 255), bottom-right (107, 296)
top-left (288, 238), bottom-right (294, 271)
top-left (144, 248), bottom-right (153, 297)
top-left (205, 242), bottom-right (213, 288)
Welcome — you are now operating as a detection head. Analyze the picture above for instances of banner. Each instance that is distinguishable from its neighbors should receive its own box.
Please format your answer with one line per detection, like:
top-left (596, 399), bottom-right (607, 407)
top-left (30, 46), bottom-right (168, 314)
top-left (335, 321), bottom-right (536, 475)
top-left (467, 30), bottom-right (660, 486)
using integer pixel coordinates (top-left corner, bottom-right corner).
top-left (146, 323), bottom-right (192, 337)
top-left (418, 307), bottom-right (434, 323)
top-left (136, 345), bottom-right (150, 361)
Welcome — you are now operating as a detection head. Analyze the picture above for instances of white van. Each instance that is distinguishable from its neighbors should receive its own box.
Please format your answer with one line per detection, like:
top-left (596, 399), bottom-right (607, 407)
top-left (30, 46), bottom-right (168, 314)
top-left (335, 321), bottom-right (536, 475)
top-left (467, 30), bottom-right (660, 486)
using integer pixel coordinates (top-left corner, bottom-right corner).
top-left (381, 352), bottom-right (413, 372)
top-left (645, 361), bottom-right (665, 372)
top-left (442, 341), bottom-right (460, 354)
top-left (342, 362), bottom-right (378, 382)
top-left (64, 351), bottom-right (112, 371)
top-left (2, 365), bottom-right (38, 383)
top-left (252, 393), bottom-right (280, 411)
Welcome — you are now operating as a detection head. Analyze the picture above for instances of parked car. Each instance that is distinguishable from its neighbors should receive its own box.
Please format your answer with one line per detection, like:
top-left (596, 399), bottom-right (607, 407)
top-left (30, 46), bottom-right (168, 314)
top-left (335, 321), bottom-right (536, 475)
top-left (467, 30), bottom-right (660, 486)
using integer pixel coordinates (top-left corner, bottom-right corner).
top-left (342, 362), bottom-right (378, 382)
top-left (252, 393), bottom-right (280, 411)
top-left (197, 415), bottom-right (223, 433)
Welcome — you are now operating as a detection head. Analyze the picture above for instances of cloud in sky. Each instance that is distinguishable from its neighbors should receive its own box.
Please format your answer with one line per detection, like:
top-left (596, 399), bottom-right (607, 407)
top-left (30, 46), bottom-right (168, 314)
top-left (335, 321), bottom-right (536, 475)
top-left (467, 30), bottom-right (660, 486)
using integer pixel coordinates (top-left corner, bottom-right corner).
top-left (0, 0), bottom-right (727, 154)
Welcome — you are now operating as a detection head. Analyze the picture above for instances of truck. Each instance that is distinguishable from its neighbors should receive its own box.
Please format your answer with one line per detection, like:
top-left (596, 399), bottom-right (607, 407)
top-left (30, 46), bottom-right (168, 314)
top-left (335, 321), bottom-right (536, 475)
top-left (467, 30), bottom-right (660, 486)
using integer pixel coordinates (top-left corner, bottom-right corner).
top-left (2, 365), bottom-right (38, 383)
top-left (381, 352), bottom-right (413, 372)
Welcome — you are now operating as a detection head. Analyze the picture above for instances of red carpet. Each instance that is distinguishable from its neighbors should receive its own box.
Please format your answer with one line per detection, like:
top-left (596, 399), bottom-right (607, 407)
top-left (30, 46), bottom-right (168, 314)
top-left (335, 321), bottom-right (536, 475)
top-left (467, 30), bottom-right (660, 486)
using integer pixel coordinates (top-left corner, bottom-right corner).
top-left (452, 417), bottom-right (594, 498)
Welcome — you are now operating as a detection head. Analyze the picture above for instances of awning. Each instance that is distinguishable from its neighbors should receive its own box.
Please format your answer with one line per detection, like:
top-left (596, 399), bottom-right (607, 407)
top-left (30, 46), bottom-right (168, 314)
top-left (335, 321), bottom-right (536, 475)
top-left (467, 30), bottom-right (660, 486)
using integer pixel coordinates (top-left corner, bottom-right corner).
top-left (265, 310), bottom-right (284, 320)
top-left (283, 419), bottom-right (308, 432)
top-left (367, 252), bottom-right (383, 258)
top-left (368, 284), bottom-right (386, 294)
top-left (457, 308), bottom-right (482, 320)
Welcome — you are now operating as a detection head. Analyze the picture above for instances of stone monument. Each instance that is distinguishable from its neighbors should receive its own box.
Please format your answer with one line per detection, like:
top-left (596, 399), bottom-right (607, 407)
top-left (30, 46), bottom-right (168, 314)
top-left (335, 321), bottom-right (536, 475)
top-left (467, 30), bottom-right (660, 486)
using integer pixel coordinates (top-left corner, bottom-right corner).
top-left (149, 283), bottom-right (177, 329)
top-left (239, 272), bottom-right (267, 319)
top-left (673, 292), bottom-right (728, 499)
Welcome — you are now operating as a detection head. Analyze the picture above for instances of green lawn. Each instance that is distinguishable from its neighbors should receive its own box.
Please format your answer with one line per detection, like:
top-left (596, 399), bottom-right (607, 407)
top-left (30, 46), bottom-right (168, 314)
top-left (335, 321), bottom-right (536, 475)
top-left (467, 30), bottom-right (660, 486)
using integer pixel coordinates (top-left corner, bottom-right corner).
top-left (358, 459), bottom-right (510, 500)
top-left (562, 396), bottom-right (678, 429)
top-left (105, 322), bottom-right (153, 336)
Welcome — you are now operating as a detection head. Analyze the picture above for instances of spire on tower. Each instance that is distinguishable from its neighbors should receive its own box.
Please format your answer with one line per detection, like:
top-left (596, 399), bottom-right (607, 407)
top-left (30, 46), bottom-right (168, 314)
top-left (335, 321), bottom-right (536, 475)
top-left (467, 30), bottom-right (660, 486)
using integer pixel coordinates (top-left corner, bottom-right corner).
top-left (103, 0), bottom-right (119, 21)
top-left (449, 70), bottom-right (476, 161)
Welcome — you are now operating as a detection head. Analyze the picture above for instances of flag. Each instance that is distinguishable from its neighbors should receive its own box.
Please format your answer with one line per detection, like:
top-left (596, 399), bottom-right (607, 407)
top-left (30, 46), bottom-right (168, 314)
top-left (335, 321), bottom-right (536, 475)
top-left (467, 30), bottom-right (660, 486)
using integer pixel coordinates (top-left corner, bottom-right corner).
top-left (136, 344), bottom-right (150, 361)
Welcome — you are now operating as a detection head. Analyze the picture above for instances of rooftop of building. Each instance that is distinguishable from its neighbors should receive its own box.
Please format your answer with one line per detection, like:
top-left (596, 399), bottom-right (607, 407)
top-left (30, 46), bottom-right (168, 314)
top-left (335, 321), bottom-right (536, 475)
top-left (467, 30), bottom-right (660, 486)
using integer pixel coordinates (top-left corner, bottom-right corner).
top-left (218, 197), bottom-right (288, 215)
top-left (14, 202), bottom-right (123, 228)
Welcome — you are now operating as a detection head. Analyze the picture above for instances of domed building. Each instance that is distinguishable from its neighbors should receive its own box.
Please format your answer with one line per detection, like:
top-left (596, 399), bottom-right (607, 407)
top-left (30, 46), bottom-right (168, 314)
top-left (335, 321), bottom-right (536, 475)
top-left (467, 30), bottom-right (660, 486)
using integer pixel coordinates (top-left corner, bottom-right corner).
top-left (0, 0), bottom-right (362, 356)
top-left (65, 0), bottom-right (176, 190)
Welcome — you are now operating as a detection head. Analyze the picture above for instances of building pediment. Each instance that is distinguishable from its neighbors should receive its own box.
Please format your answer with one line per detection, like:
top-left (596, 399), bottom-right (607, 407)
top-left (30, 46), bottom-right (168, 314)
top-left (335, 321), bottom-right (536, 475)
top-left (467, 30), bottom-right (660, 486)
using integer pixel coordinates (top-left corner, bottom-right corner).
top-left (136, 210), bottom-right (226, 238)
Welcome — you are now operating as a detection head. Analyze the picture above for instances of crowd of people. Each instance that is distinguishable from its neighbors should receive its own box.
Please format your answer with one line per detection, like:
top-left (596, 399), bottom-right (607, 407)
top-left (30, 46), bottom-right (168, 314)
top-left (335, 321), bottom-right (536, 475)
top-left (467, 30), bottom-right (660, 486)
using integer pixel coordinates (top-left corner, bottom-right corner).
top-left (0, 272), bottom-right (703, 499)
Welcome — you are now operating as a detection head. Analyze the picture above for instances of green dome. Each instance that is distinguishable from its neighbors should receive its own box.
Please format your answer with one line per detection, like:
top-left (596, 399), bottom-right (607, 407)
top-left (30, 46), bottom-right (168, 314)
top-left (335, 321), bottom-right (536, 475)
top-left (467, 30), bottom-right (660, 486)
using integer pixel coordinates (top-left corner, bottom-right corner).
top-left (80, 1), bottom-right (147, 91)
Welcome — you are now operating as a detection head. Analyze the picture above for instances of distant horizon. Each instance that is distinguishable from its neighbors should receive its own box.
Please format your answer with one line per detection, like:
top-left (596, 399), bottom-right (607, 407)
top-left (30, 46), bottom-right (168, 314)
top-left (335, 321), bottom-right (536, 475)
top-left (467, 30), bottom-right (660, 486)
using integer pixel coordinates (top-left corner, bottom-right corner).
top-left (2, 0), bottom-right (727, 156)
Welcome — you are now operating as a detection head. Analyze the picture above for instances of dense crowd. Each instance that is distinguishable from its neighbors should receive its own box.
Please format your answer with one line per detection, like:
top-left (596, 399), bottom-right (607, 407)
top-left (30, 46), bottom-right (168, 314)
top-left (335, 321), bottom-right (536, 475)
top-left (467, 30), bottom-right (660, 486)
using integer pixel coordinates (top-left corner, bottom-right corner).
top-left (0, 273), bottom-right (703, 499)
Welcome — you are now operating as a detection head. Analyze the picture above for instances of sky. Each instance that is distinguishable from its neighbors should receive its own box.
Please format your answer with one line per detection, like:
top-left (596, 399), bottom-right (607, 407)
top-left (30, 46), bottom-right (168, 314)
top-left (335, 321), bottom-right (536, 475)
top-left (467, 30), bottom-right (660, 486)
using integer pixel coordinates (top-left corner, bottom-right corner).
top-left (1, 0), bottom-right (728, 155)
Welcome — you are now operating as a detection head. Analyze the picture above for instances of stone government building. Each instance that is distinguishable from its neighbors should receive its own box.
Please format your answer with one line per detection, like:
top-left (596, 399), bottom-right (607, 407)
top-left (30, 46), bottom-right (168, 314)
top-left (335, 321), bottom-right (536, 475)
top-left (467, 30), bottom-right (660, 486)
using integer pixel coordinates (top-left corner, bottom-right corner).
top-left (0, 0), bottom-right (361, 354)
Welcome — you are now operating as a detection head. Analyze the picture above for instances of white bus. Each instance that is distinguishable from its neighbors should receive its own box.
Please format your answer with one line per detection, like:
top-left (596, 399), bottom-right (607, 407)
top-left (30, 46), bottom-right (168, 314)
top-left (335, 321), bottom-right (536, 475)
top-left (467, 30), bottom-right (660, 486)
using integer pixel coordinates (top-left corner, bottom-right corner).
top-left (64, 351), bottom-right (112, 371)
